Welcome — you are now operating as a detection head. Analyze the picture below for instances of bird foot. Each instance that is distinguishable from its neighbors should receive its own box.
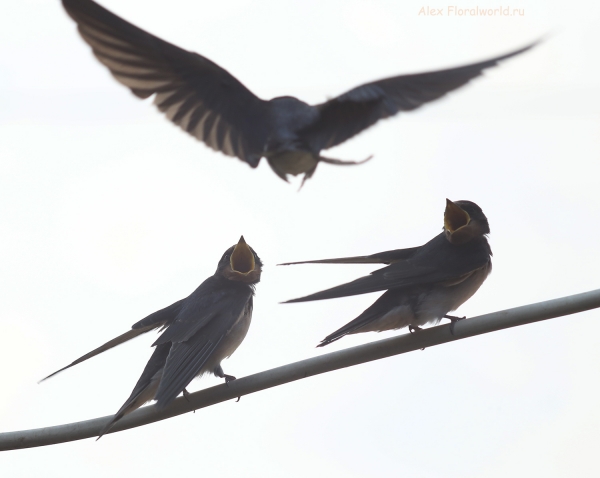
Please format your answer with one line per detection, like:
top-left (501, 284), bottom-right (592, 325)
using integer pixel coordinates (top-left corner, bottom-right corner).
top-left (214, 365), bottom-right (236, 383)
top-left (444, 315), bottom-right (466, 336)
top-left (183, 388), bottom-right (195, 413)
top-left (444, 314), bottom-right (467, 322)
top-left (409, 325), bottom-right (422, 334)
top-left (223, 374), bottom-right (241, 401)
top-left (222, 376), bottom-right (241, 402)
top-left (214, 366), bottom-right (240, 400)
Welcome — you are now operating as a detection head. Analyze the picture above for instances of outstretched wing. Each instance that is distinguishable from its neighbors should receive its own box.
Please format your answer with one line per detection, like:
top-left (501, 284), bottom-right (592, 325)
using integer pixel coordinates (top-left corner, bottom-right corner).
top-left (301, 42), bottom-right (537, 151)
top-left (62, 0), bottom-right (270, 166)
top-left (40, 298), bottom-right (184, 382)
top-left (284, 234), bottom-right (491, 303)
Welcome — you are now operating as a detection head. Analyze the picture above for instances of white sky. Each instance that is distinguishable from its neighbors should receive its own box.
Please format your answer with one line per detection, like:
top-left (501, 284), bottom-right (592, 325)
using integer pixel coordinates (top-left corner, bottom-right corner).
top-left (1, 0), bottom-right (599, 476)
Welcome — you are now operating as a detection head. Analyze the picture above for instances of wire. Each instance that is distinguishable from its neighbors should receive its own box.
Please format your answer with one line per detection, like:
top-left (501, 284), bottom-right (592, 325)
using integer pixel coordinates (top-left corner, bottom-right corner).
top-left (1, 287), bottom-right (599, 451)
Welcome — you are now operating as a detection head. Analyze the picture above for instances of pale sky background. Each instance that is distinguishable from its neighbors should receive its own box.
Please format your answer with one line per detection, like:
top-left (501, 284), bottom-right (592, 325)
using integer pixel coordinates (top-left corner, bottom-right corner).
top-left (1, 0), bottom-right (599, 476)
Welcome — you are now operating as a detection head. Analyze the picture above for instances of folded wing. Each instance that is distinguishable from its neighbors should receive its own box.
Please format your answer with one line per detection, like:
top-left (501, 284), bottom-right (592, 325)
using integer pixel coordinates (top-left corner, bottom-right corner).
top-left (284, 234), bottom-right (491, 302)
top-left (152, 281), bottom-right (253, 407)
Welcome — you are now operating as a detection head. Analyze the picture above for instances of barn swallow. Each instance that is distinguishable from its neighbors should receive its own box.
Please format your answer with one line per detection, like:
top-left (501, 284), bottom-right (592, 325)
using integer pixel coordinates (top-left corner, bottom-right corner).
top-left (41, 236), bottom-right (262, 438)
top-left (281, 200), bottom-right (492, 346)
top-left (61, 0), bottom-right (537, 185)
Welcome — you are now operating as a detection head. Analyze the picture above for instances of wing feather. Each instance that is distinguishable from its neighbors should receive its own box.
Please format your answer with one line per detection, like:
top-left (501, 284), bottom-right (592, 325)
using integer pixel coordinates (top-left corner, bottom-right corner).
top-left (153, 288), bottom-right (252, 407)
top-left (284, 234), bottom-right (491, 303)
top-left (41, 299), bottom-right (184, 381)
top-left (62, 0), bottom-right (269, 166)
top-left (279, 246), bottom-right (421, 266)
top-left (132, 277), bottom-right (254, 407)
top-left (302, 43), bottom-right (537, 151)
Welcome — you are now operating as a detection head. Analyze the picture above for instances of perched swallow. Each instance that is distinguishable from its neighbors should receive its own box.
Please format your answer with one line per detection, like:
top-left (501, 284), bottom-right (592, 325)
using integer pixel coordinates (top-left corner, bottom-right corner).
top-left (42, 236), bottom-right (262, 438)
top-left (281, 200), bottom-right (492, 346)
top-left (62, 0), bottom-right (536, 184)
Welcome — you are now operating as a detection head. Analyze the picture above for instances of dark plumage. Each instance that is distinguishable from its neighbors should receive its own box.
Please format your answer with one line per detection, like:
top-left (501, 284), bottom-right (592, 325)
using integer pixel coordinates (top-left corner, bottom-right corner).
top-left (62, 0), bottom-right (537, 183)
top-left (41, 236), bottom-right (262, 438)
top-left (282, 200), bottom-right (492, 346)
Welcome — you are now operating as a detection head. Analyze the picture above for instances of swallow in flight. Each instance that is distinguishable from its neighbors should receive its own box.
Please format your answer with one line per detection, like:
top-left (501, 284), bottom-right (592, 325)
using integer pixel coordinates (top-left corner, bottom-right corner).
top-left (42, 236), bottom-right (262, 438)
top-left (62, 0), bottom-right (536, 184)
top-left (281, 200), bottom-right (491, 346)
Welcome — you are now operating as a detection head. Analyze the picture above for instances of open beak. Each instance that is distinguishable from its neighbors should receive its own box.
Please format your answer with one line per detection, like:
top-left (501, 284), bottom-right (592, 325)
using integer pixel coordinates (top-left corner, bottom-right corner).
top-left (230, 236), bottom-right (255, 274)
top-left (444, 199), bottom-right (470, 233)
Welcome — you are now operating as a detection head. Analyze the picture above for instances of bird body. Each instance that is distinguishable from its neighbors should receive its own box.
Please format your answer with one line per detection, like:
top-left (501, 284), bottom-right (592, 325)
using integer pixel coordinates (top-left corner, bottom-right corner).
top-left (260, 97), bottom-right (321, 180)
top-left (41, 237), bottom-right (262, 438)
top-left (346, 260), bottom-right (491, 335)
top-left (282, 200), bottom-right (492, 346)
top-left (61, 0), bottom-right (537, 183)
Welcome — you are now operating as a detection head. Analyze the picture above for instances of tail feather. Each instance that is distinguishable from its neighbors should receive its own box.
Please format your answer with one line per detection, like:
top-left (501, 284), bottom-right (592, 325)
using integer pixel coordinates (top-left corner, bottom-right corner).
top-left (279, 247), bottom-right (420, 266)
top-left (97, 343), bottom-right (170, 439)
top-left (318, 306), bottom-right (384, 347)
top-left (40, 325), bottom-right (158, 383)
top-left (317, 291), bottom-right (409, 347)
top-left (97, 380), bottom-right (160, 439)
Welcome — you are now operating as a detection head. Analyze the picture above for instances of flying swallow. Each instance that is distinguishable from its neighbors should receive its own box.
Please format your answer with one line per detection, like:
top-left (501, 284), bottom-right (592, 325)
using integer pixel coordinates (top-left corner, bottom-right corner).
top-left (62, 0), bottom-right (537, 184)
top-left (42, 236), bottom-right (262, 438)
top-left (281, 200), bottom-right (492, 346)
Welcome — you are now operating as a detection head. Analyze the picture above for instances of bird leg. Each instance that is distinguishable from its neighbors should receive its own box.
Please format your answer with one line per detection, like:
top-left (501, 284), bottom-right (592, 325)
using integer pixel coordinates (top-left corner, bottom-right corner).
top-left (183, 388), bottom-right (191, 401)
top-left (299, 155), bottom-right (372, 190)
top-left (408, 325), bottom-right (426, 350)
top-left (444, 314), bottom-right (467, 321)
top-left (182, 388), bottom-right (196, 413)
top-left (214, 365), bottom-right (236, 383)
top-left (214, 365), bottom-right (240, 402)
top-left (444, 315), bottom-right (467, 336)
top-left (319, 154), bottom-right (373, 166)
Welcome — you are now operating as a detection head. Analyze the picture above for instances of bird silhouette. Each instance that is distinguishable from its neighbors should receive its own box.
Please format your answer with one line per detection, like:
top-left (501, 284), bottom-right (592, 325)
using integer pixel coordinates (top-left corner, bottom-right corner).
top-left (282, 200), bottom-right (492, 345)
top-left (41, 237), bottom-right (262, 438)
top-left (62, 0), bottom-right (537, 184)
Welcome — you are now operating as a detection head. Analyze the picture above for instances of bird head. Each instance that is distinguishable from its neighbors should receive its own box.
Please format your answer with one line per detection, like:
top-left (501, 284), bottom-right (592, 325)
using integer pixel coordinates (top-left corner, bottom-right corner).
top-left (443, 199), bottom-right (490, 245)
top-left (218, 236), bottom-right (263, 284)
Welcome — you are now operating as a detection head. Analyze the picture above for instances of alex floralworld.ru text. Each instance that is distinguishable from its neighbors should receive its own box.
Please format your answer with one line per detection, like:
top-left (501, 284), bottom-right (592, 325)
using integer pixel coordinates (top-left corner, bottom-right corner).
top-left (418, 6), bottom-right (525, 17)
